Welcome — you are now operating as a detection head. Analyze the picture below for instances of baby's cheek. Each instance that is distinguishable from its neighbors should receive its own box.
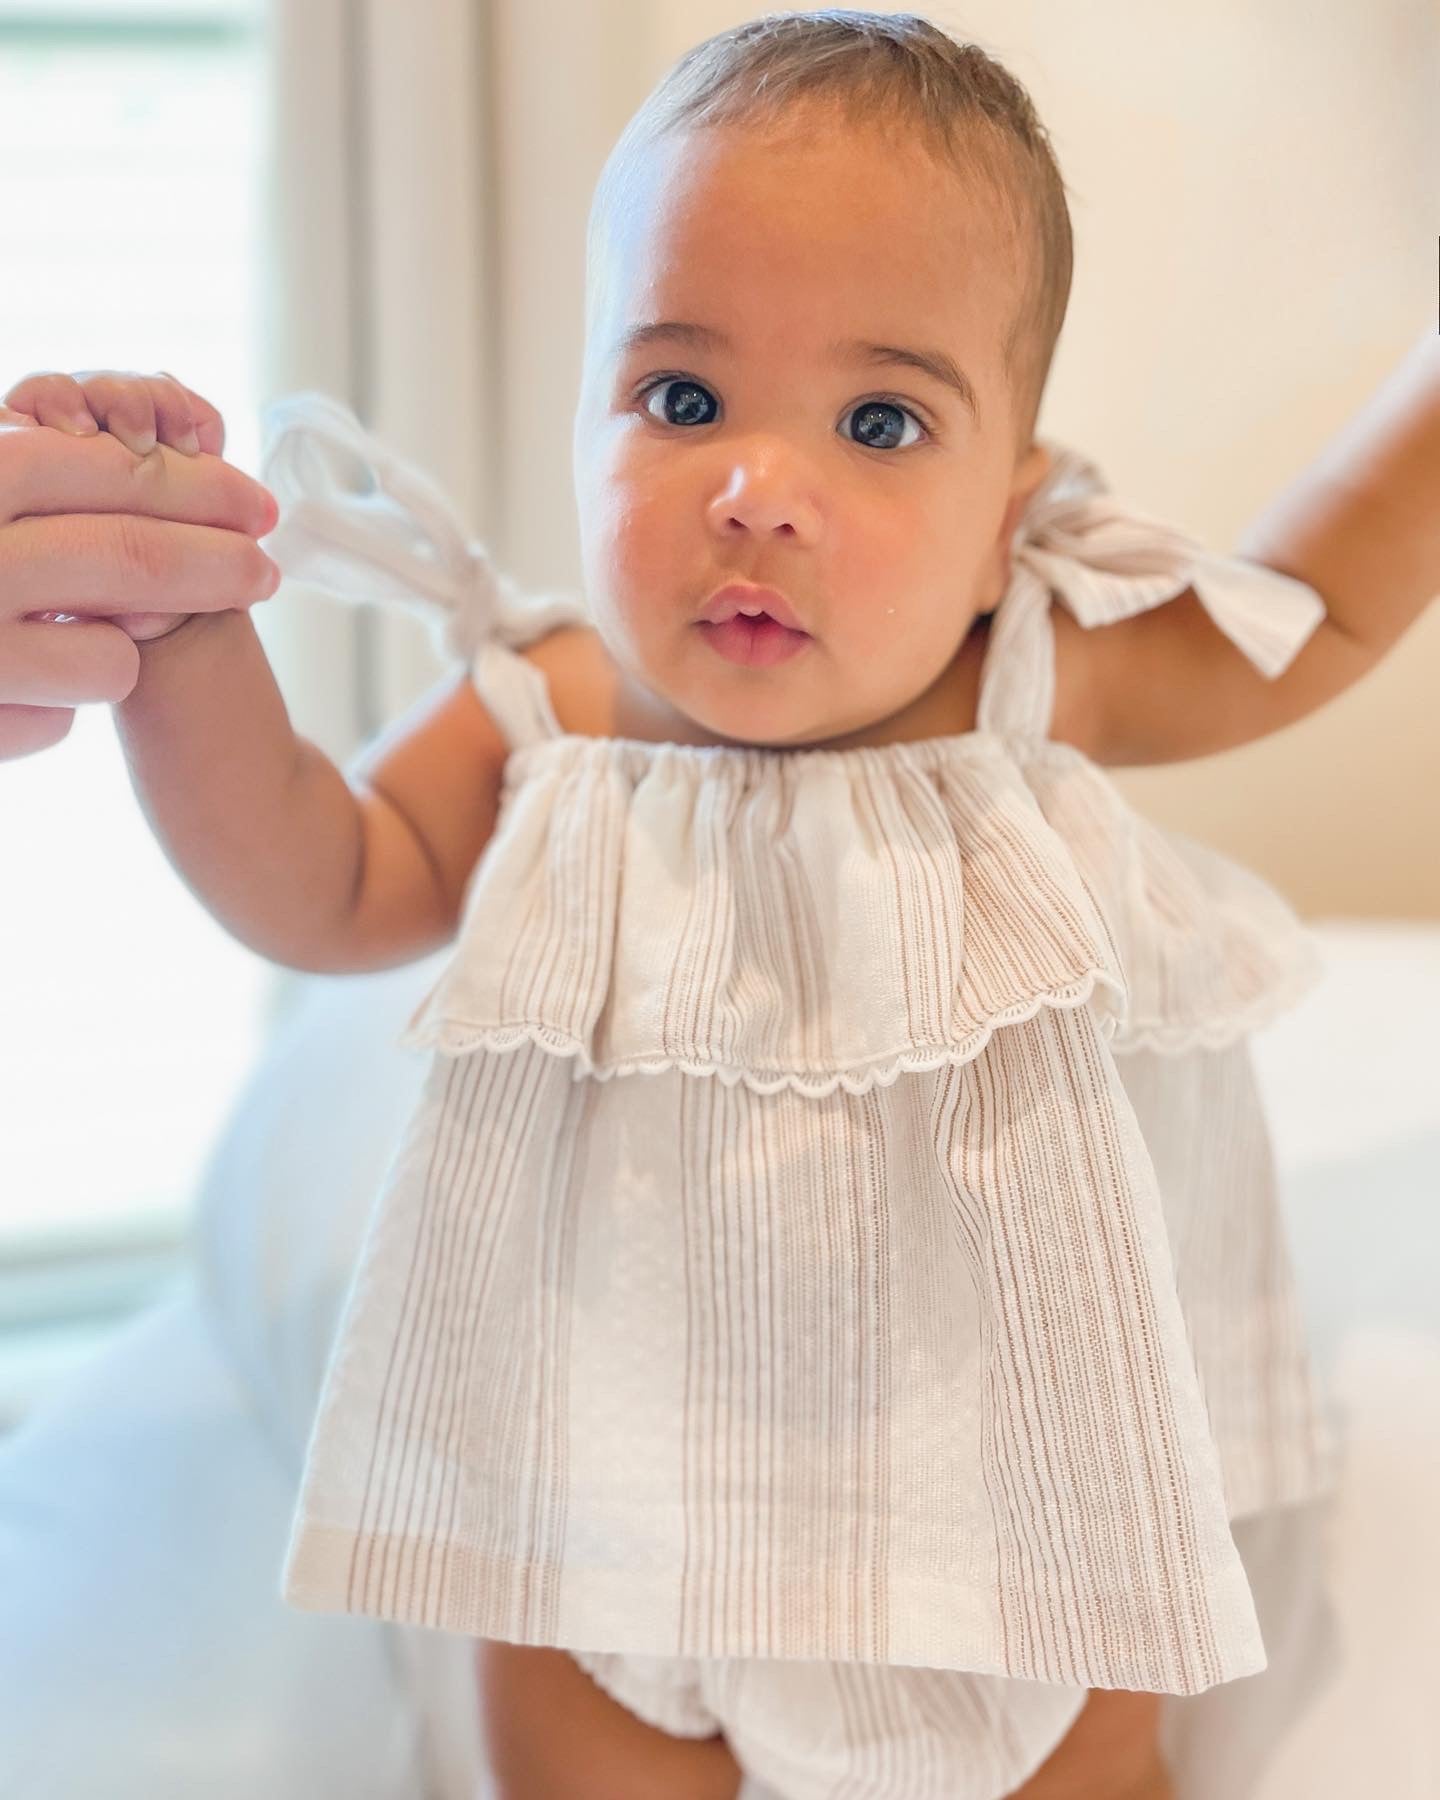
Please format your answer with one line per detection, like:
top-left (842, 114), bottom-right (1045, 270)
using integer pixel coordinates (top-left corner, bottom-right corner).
top-left (612, 498), bottom-right (691, 613)
top-left (583, 524), bottom-right (681, 675)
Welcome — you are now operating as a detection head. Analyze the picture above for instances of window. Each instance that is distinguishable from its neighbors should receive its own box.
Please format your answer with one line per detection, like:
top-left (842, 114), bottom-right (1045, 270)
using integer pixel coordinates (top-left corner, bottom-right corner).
top-left (0, 0), bottom-right (271, 1424)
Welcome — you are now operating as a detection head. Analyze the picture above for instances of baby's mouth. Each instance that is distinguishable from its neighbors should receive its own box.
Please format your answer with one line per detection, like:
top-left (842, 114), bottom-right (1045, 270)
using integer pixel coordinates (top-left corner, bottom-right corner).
top-left (696, 611), bottom-right (813, 669)
top-left (699, 583), bottom-right (807, 634)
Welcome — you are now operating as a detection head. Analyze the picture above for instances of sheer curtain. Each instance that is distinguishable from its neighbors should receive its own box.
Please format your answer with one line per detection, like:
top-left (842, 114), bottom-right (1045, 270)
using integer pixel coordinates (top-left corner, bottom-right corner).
top-left (259, 0), bottom-right (497, 766)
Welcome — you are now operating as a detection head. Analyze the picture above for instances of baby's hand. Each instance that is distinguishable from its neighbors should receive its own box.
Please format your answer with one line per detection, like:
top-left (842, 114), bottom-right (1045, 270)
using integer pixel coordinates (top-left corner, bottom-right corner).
top-left (3, 368), bottom-right (234, 641)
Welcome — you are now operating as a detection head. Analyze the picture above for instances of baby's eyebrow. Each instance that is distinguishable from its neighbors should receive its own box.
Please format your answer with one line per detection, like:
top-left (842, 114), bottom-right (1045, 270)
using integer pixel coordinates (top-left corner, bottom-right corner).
top-left (613, 320), bottom-right (980, 423)
top-left (851, 340), bottom-right (980, 423)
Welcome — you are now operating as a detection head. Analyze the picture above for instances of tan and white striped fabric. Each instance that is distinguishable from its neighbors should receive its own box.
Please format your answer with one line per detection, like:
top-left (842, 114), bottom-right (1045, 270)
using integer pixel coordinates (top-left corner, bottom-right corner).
top-left (262, 396), bottom-right (1340, 1800)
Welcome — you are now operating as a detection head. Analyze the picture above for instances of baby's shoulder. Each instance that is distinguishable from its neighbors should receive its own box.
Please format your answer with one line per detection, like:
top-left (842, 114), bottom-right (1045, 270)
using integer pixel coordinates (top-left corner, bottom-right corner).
top-left (516, 622), bottom-right (619, 739)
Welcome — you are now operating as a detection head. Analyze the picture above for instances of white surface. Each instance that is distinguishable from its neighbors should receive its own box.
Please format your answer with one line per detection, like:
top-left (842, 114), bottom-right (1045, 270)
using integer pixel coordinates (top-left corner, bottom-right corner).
top-left (1251, 920), bottom-right (1440, 1391)
top-left (1247, 920), bottom-right (1440, 1796)
top-left (1256, 1330), bottom-right (1440, 1796)
top-left (0, 1284), bottom-right (427, 1799)
top-left (1253, 920), bottom-right (1440, 1167)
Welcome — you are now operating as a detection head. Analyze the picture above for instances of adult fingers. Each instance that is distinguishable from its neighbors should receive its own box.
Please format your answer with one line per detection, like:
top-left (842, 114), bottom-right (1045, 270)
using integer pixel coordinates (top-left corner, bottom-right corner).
top-left (0, 613), bottom-right (140, 707)
top-left (0, 419), bottom-right (278, 539)
top-left (0, 703), bottom-right (80, 762)
top-left (0, 511), bottom-right (280, 618)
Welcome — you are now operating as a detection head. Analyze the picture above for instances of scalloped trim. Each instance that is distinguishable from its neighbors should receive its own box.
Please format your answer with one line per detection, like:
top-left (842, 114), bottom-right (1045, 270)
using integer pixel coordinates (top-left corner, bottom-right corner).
top-left (400, 967), bottom-right (1128, 1097)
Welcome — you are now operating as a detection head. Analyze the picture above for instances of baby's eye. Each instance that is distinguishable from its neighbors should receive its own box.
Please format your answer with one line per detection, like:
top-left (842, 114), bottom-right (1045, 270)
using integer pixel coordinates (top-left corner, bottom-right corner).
top-left (640, 377), bottom-right (718, 428)
top-left (845, 400), bottom-right (926, 452)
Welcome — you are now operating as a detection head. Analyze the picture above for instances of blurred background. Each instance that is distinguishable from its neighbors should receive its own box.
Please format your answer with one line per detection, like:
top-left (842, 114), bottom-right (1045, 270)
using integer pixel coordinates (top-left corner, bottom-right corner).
top-left (0, 0), bottom-right (1435, 1480)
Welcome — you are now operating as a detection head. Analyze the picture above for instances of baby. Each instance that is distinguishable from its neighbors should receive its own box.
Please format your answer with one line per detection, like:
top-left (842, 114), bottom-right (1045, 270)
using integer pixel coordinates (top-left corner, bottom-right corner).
top-left (11, 12), bottom-right (1438, 1800)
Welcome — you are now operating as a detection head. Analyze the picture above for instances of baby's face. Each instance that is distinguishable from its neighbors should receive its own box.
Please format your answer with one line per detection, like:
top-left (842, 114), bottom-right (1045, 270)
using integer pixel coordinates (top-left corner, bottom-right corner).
top-left (573, 112), bottom-right (1044, 749)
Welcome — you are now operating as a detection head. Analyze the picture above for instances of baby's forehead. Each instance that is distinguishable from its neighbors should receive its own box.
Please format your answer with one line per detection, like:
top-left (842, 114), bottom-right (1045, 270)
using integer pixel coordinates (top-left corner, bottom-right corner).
top-left (664, 109), bottom-right (1005, 207)
top-left (598, 124), bottom-right (1025, 349)
top-left (618, 119), bottom-right (1017, 268)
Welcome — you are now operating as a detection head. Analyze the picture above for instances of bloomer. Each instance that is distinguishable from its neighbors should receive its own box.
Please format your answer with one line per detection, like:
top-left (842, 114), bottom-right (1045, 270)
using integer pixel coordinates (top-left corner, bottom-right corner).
top-left (568, 1647), bottom-right (1090, 1800)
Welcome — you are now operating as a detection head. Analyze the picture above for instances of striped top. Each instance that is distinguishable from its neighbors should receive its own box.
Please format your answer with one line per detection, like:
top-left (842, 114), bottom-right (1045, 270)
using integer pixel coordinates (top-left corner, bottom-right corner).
top-left (262, 395), bottom-right (1336, 1695)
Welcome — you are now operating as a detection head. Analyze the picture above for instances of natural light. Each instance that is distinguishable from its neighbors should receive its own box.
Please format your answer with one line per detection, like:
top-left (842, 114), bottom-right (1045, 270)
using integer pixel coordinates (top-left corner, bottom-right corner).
top-left (0, 10), bottom-right (272, 1284)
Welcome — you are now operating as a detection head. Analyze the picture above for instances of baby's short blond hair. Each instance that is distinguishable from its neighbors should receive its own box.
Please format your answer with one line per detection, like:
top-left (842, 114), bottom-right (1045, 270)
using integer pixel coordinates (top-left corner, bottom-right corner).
top-left (585, 10), bottom-right (1074, 451)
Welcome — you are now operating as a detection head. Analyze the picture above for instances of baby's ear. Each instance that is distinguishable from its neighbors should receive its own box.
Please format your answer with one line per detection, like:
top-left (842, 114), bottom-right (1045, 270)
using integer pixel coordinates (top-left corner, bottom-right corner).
top-left (1009, 441), bottom-right (1052, 520)
top-left (980, 443), bottom-right (1053, 614)
top-left (998, 442), bottom-right (1052, 546)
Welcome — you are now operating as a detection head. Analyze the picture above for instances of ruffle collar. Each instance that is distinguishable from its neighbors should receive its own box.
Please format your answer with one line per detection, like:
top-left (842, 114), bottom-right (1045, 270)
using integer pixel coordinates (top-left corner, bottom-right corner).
top-left (399, 730), bottom-right (1321, 1090)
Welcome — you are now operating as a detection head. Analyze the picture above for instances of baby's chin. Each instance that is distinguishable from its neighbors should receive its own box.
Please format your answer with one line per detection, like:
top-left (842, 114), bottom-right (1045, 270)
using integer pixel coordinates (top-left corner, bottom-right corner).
top-left (641, 682), bottom-right (832, 753)
top-left (672, 683), bottom-right (867, 753)
top-left (684, 674), bottom-right (938, 754)
top-left (660, 670), bottom-right (815, 749)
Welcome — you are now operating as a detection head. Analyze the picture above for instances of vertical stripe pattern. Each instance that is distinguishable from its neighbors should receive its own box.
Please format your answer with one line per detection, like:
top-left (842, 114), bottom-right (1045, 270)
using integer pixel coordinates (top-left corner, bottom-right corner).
top-left (284, 997), bottom-right (1314, 1694)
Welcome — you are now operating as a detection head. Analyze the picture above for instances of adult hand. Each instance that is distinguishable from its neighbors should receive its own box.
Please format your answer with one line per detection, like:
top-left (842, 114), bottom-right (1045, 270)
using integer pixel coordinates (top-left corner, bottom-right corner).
top-left (0, 370), bottom-right (280, 760)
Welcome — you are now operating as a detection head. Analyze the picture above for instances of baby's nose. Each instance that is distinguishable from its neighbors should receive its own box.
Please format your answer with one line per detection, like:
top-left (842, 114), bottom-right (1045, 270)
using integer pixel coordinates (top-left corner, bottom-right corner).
top-left (706, 455), bottom-right (822, 543)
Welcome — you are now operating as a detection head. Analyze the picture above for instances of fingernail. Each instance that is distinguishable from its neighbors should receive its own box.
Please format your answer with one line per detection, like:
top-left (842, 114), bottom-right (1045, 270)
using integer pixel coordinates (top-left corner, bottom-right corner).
top-left (65, 414), bottom-right (98, 435)
top-left (133, 430), bottom-right (157, 454)
top-left (177, 429), bottom-right (200, 456)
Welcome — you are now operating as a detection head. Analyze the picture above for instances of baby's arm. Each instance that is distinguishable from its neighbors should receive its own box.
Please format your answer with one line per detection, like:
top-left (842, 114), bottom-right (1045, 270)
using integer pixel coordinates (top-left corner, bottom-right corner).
top-left (115, 610), bottom-right (508, 972)
top-left (1072, 329), bottom-right (1440, 767)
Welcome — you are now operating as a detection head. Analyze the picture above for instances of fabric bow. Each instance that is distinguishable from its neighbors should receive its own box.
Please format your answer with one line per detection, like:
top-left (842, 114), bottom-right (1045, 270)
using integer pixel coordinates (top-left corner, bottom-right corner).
top-left (258, 389), bottom-right (581, 664)
top-left (1014, 441), bottom-right (1326, 679)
